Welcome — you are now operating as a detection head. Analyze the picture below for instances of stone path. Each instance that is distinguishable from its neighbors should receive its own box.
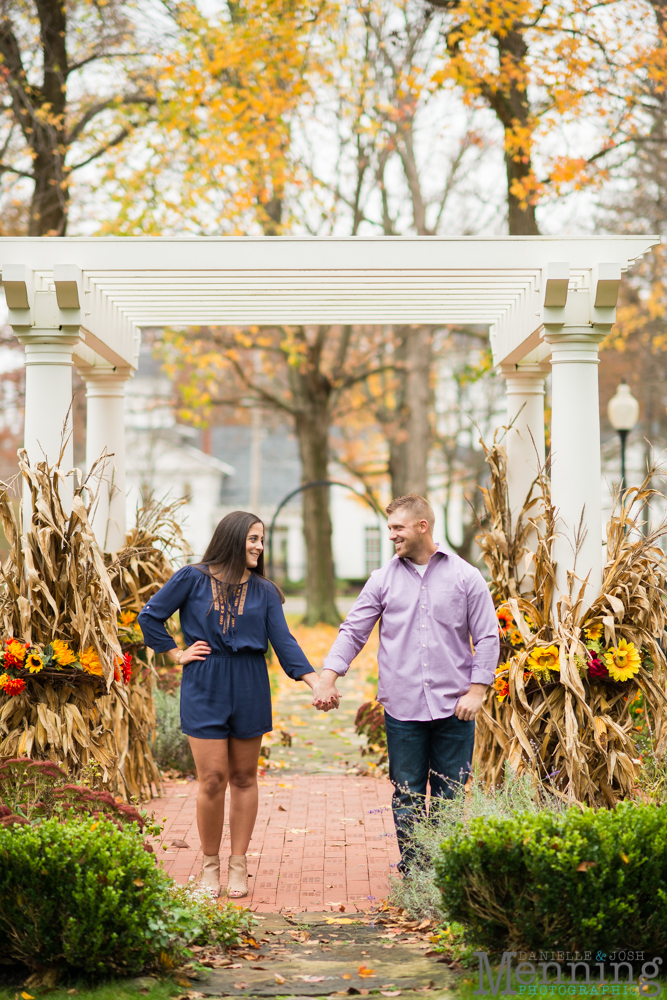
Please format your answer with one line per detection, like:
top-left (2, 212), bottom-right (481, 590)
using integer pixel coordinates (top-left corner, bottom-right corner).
top-left (150, 620), bottom-right (402, 912)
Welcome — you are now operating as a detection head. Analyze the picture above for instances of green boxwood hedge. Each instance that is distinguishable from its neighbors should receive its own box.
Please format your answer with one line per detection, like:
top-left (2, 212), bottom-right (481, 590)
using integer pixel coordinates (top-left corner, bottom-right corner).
top-left (435, 801), bottom-right (667, 954)
top-left (0, 817), bottom-right (247, 977)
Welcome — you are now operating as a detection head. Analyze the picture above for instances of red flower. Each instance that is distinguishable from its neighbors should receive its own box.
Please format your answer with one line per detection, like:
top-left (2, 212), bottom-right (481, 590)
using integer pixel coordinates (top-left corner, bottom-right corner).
top-left (3, 676), bottom-right (26, 696)
top-left (122, 653), bottom-right (132, 685)
top-left (588, 654), bottom-right (609, 680)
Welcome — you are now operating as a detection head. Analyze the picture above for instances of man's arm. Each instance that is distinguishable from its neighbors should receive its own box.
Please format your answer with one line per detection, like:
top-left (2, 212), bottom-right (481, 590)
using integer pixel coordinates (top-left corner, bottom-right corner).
top-left (312, 577), bottom-right (383, 710)
top-left (454, 571), bottom-right (500, 721)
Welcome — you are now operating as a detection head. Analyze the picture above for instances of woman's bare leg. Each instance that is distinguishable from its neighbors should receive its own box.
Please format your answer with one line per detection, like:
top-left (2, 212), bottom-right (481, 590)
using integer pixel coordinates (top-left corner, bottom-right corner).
top-left (228, 735), bottom-right (263, 856)
top-left (188, 736), bottom-right (229, 855)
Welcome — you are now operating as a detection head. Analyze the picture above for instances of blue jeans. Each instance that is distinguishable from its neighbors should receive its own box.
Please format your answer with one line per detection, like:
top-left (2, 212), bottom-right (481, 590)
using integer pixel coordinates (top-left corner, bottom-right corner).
top-left (384, 710), bottom-right (475, 868)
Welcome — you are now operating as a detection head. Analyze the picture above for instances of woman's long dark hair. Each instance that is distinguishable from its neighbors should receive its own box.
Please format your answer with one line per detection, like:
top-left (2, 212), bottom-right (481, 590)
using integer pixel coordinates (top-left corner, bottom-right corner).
top-left (197, 511), bottom-right (284, 602)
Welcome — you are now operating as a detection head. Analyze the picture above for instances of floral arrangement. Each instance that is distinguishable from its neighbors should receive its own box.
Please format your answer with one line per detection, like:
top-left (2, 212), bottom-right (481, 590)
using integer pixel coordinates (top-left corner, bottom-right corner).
top-left (493, 607), bottom-right (645, 705)
top-left (0, 636), bottom-right (133, 699)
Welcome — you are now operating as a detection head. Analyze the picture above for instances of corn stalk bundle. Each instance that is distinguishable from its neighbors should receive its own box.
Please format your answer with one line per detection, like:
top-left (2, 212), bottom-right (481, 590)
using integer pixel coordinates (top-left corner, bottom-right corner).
top-left (0, 450), bottom-right (123, 781)
top-left (101, 497), bottom-right (191, 800)
top-left (473, 432), bottom-right (667, 807)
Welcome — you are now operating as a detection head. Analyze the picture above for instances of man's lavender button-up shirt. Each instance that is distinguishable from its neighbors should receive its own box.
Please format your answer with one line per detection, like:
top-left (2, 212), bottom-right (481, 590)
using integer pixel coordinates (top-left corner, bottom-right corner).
top-left (323, 545), bottom-right (499, 722)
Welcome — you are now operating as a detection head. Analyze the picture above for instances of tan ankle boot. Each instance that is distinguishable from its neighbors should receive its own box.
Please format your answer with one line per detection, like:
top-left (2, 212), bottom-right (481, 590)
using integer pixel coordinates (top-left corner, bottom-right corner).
top-left (200, 854), bottom-right (220, 897)
top-left (227, 855), bottom-right (248, 898)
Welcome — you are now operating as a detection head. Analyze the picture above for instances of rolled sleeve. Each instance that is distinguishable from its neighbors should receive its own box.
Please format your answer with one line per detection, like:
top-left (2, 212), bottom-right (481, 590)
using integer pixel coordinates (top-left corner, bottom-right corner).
top-left (466, 572), bottom-right (500, 686)
top-left (323, 577), bottom-right (382, 676)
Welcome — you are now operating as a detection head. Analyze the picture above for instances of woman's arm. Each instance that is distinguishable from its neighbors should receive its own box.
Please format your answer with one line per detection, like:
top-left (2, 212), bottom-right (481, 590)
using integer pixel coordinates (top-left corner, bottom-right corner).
top-left (138, 567), bottom-right (210, 663)
top-left (264, 582), bottom-right (316, 680)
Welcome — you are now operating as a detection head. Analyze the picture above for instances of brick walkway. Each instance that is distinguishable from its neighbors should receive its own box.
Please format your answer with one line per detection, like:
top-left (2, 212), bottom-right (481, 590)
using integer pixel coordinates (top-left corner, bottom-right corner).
top-left (149, 619), bottom-right (402, 912)
top-left (151, 771), bottom-right (400, 912)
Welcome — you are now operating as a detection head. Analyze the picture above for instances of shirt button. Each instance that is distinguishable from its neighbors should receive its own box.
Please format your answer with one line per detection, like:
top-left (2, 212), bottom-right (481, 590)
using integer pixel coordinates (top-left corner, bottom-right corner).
top-left (421, 624), bottom-right (425, 628)
top-left (425, 681), bottom-right (430, 686)
top-left (421, 586), bottom-right (425, 590)
top-left (422, 643), bottom-right (426, 648)
top-left (423, 662), bottom-right (427, 666)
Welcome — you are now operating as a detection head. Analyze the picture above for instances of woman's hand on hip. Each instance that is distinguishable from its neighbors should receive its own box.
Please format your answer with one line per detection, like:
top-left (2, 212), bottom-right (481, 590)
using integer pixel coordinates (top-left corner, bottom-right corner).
top-left (167, 641), bottom-right (211, 665)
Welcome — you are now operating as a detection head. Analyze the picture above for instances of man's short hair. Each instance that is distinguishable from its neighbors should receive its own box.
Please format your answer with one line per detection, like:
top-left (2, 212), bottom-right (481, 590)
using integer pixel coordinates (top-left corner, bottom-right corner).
top-left (386, 494), bottom-right (435, 531)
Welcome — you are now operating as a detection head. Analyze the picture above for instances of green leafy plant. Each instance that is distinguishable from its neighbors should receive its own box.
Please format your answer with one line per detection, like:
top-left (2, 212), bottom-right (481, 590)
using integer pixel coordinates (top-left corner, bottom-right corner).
top-left (435, 800), bottom-right (667, 953)
top-left (151, 687), bottom-right (194, 774)
top-left (0, 816), bottom-right (250, 980)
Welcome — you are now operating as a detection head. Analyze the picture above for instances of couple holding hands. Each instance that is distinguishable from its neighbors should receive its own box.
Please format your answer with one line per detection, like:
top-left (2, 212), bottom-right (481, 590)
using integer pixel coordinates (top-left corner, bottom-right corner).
top-left (138, 495), bottom-right (499, 899)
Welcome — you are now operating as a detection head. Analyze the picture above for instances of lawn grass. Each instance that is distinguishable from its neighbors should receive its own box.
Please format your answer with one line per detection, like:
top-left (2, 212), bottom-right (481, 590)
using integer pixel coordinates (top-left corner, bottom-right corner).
top-left (0, 975), bottom-right (182, 1000)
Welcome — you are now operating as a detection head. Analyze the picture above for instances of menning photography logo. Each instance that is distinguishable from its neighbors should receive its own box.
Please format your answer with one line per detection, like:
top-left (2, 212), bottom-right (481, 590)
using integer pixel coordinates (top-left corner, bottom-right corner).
top-left (473, 951), bottom-right (664, 996)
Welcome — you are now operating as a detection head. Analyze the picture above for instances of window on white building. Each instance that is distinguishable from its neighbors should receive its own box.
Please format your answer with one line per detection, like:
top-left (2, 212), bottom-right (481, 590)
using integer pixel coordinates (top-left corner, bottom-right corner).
top-left (365, 525), bottom-right (381, 576)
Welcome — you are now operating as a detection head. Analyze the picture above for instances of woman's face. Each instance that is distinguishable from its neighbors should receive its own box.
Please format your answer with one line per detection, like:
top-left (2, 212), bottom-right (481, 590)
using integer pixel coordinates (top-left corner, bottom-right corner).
top-left (246, 522), bottom-right (264, 569)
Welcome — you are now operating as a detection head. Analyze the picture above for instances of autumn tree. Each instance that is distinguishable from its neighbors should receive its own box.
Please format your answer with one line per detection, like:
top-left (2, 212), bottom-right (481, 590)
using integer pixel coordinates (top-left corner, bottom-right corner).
top-left (426, 0), bottom-right (646, 234)
top-left (162, 323), bottom-right (392, 626)
top-left (0, 0), bottom-right (154, 235)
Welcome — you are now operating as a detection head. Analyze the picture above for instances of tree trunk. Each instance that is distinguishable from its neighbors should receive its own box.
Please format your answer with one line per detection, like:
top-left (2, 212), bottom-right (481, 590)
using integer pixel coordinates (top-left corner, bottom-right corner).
top-left (294, 406), bottom-right (340, 627)
top-left (387, 326), bottom-right (432, 498)
top-left (29, 153), bottom-right (68, 236)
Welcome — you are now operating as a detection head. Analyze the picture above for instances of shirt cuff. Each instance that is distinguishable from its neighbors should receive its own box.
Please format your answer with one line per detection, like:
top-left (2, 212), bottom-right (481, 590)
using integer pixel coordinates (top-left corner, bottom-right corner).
top-left (150, 640), bottom-right (178, 654)
top-left (471, 663), bottom-right (496, 686)
top-left (294, 666), bottom-right (316, 678)
top-left (322, 655), bottom-right (349, 676)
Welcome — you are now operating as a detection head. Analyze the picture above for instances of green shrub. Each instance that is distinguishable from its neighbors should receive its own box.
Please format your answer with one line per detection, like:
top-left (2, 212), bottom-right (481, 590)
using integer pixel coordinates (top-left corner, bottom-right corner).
top-left (151, 687), bottom-right (194, 773)
top-left (390, 768), bottom-right (555, 919)
top-left (435, 800), bottom-right (667, 953)
top-left (0, 817), bottom-right (249, 978)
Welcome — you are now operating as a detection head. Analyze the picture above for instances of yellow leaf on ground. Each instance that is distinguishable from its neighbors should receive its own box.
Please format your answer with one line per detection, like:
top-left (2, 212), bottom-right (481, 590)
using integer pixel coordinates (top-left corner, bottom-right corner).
top-left (359, 965), bottom-right (376, 977)
top-left (275, 974), bottom-right (286, 985)
top-left (22, 992), bottom-right (35, 999)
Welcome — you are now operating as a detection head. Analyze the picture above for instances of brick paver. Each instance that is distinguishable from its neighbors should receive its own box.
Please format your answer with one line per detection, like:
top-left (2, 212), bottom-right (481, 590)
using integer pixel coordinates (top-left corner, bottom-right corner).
top-left (150, 771), bottom-right (400, 911)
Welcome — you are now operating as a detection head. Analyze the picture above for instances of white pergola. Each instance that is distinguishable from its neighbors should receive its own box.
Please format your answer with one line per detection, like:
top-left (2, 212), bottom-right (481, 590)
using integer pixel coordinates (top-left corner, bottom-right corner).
top-left (0, 234), bottom-right (660, 606)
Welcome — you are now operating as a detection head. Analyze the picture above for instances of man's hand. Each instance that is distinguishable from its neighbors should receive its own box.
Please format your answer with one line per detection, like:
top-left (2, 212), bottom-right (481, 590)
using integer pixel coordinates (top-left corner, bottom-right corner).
top-left (311, 669), bottom-right (341, 712)
top-left (454, 683), bottom-right (487, 722)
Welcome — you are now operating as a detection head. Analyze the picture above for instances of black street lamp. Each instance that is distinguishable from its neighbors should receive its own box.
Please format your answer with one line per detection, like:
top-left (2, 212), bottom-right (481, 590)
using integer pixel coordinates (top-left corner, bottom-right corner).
top-left (607, 381), bottom-right (639, 490)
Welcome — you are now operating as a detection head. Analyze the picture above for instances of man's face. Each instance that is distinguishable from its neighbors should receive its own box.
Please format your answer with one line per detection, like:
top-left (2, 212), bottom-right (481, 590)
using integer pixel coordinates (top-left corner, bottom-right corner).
top-left (388, 512), bottom-right (428, 559)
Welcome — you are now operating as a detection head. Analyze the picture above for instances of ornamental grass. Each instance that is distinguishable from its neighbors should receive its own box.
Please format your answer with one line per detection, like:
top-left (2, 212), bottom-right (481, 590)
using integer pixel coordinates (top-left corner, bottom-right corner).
top-left (474, 432), bottom-right (667, 807)
top-left (0, 451), bottom-right (188, 799)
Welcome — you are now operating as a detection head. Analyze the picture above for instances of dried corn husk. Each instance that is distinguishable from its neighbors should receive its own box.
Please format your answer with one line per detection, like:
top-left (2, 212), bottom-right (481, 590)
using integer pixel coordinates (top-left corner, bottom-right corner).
top-left (474, 432), bottom-right (667, 806)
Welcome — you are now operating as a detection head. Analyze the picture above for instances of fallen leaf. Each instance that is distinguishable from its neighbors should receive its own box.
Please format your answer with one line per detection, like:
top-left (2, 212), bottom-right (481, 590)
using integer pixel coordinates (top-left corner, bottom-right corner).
top-left (383, 943), bottom-right (394, 949)
top-left (278, 805), bottom-right (287, 811)
top-left (232, 985), bottom-right (248, 991)
top-left (360, 991), bottom-right (370, 996)
top-left (417, 919), bottom-right (432, 930)
top-left (227, 963), bottom-right (243, 969)
top-left (424, 950), bottom-right (441, 957)
top-left (342, 973), bottom-right (352, 979)
top-left (576, 861), bottom-right (598, 872)
top-left (274, 974), bottom-right (286, 984)
top-left (298, 976), bottom-right (326, 983)
top-left (133, 879), bottom-right (145, 887)
top-left (171, 840), bottom-right (191, 849)
top-left (174, 978), bottom-right (191, 988)
top-left (186, 993), bottom-right (207, 999)
top-left (22, 993), bottom-right (35, 999)
top-left (380, 992), bottom-right (402, 997)
top-left (358, 965), bottom-right (376, 978)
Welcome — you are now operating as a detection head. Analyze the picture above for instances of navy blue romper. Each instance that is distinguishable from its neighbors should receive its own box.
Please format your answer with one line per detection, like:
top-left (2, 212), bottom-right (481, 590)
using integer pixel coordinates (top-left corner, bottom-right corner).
top-left (138, 566), bottom-right (315, 740)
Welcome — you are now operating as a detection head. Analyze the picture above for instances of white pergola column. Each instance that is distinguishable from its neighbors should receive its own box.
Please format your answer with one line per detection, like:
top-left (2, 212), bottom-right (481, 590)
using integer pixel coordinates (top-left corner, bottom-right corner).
top-left (13, 291), bottom-right (82, 515)
top-left (543, 326), bottom-right (606, 607)
top-left (80, 367), bottom-right (132, 552)
top-left (501, 362), bottom-right (548, 521)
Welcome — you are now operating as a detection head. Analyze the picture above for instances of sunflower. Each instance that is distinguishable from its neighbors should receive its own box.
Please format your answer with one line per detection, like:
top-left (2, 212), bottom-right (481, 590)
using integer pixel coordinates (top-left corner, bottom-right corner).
top-left (51, 639), bottom-right (76, 667)
top-left (526, 645), bottom-right (560, 681)
top-left (26, 653), bottom-right (43, 674)
top-left (585, 621), bottom-right (603, 643)
top-left (494, 672), bottom-right (510, 702)
top-left (507, 627), bottom-right (525, 648)
top-left (496, 606), bottom-right (512, 633)
top-left (80, 647), bottom-right (104, 677)
top-left (0, 672), bottom-right (8, 690)
top-left (604, 639), bottom-right (641, 683)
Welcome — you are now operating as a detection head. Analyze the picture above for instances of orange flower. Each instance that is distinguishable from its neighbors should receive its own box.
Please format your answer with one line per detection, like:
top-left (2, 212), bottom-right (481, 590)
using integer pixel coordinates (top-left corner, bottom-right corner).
top-left (120, 611), bottom-right (137, 627)
top-left (52, 639), bottom-right (76, 667)
top-left (80, 647), bottom-right (103, 677)
top-left (4, 639), bottom-right (28, 668)
top-left (496, 606), bottom-right (512, 633)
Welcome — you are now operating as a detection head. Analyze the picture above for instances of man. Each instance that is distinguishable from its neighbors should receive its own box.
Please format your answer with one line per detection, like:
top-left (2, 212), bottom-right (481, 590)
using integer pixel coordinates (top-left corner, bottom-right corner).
top-left (312, 493), bottom-right (499, 869)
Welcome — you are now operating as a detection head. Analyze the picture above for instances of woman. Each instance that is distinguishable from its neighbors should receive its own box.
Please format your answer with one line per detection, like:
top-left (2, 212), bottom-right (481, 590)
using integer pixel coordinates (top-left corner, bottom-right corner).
top-left (138, 510), bottom-right (321, 898)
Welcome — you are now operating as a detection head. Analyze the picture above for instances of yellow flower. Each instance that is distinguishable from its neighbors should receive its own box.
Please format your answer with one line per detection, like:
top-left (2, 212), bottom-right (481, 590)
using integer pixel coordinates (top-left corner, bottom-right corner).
top-left (585, 621), bottom-right (603, 642)
top-left (51, 639), bottom-right (76, 667)
top-left (120, 611), bottom-right (137, 627)
top-left (526, 645), bottom-right (560, 681)
top-left (605, 639), bottom-right (641, 683)
top-left (80, 647), bottom-right (104, 677)
top-left (26, 654), bottom-right (43, 674)
top-left (0, 672), bottom-right (8, 690)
